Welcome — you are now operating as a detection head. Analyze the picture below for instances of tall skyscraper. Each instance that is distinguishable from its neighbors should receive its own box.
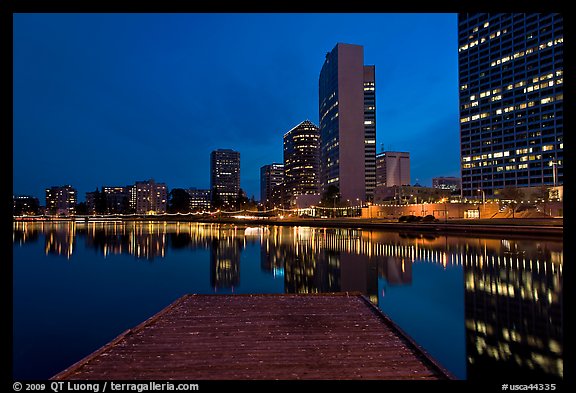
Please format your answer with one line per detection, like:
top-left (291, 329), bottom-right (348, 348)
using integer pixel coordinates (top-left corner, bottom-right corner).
top-left (319, 43), bottom-right (376, 202)
top-left (210, 149), bottom-right (240, 206)
top-left (376, 151), bottom-right (411, 187)
top-left (260, 163), bottom-right (284, 208)
top-left (458, 13), bottom-right (563, 199)
top-left (45, 185), bottom-right (77, 216)
top-left (283, 120), bottom-right (320, 207)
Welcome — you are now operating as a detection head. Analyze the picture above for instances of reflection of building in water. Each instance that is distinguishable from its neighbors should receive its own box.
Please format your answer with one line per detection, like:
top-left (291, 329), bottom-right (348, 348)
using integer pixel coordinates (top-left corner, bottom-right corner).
top-left (269, 226), bottom-right (339, 295)
top-left (340, 253), bottom-right (378, 304)
top-left (44, 223), bottom-right (76, 258)
top-left (82, 222), bottom-right (167, 260)
top-left (284, 248), bottom-right (340, 295)
top-left (260, 235), bottom-right (285, 277)
top-left (13, 222), bottom-right (40, 245)
top-left (464, 241), bottom-right (563, 380)
top-left (210, 238), bottom-right (241, 290)
top-left (379, 255), bottom-right (412, 285)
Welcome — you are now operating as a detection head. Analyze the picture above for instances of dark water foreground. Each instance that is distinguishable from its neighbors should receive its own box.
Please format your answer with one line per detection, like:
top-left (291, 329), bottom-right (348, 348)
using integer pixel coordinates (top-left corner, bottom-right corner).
top-left (13, 221), bottom-right (563, 381)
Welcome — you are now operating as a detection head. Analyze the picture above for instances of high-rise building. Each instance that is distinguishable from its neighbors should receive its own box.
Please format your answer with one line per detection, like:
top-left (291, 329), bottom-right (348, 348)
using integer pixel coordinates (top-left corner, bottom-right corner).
top-left (432, 176), bottom-right (462, 192)
top-left (260, 163), bottom-right (284, 208)
top-left (363, 66), bottom-right (377, 201)
top-left (375, 151), bottom-right (410, 187)
top-left (130, 179), bottom-right (167, 214)
top-left (187, 188), bottom-right (211, 211)
top-left (283, 120), bottom-right (320, 207)
top-left (45, 185), bottom-right (77, 216)
top-left (210, 149), bottom-right (240, 206)
top-left (319, 43), bottom-right (376, 202)
top-left (458, 13), bottom-right (563, 199)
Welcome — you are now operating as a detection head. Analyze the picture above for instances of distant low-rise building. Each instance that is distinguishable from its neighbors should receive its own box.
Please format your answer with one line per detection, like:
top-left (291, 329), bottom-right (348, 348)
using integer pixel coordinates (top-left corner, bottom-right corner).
top-left (103, 186), bottom-right (131, 213)
top-left (376, 151), bottom-right (410, 187)
top-left (374, 185), bottom-right (450, 205)
top-left (432, 177), bottom-right (462, 193)
top-left (187, 188), bottom-right (211, 211)
top-left (130, 179), bottom-right (167, 214)
top-left (45, 185), bottom-right (77, 216)
top-left (13, 195), bottom-right (40, 216)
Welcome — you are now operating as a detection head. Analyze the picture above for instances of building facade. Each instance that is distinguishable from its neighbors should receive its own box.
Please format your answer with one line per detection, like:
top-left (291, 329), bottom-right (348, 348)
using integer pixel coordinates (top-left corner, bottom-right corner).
top-left (260, 163), bottom-right (284, 208)
top-left (13, 195), bottom-right (40, 216)
top-left (376, 151), bottom-right (410, 187)
top-left (103, 186), bottom-right (131, 213)
top-left (45, 185), bottom-right (77, 216)
top-left (210, 149), bottom-right (240, 206)
top-left (458, 13), bottom-right (563, 199)
top-left (130, 179), bottom-right (167, 214)
top-left (319, 43), bottom-right (376, 202)
top-left (187, 188), bottom-right (211, 211)
top-left (432, 176), bottom-right (462, 192)
top-left (283, 120), bottom-right (320, 207)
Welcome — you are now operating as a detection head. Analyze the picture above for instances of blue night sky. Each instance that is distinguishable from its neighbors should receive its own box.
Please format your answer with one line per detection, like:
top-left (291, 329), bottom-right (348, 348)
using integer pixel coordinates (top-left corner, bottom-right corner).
top-left (13, 13), bottom-right (460, 202)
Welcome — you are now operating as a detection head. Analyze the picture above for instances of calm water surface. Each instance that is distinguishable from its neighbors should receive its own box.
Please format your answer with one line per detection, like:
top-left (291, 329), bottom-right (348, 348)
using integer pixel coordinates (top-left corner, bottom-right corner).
top-left (13, 221), bottom-right (563, 380)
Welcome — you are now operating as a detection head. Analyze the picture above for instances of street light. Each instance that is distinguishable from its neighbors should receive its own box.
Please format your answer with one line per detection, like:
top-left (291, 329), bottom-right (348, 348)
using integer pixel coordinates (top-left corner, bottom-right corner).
top-left (477, 189), bottom-right (485, 219)
top-left (550, 160), bottom-right (558, 187)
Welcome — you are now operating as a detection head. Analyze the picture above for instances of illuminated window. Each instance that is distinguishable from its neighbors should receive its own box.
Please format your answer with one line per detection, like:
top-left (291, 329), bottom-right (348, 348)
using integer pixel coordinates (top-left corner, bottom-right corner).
top-left (542, 145), bottom-right (554, 151)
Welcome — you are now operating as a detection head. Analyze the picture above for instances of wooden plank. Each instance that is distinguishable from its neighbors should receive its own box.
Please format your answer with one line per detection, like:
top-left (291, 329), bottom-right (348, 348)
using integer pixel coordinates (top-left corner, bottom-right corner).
top-left (51, 293), bottom-right (452, 380)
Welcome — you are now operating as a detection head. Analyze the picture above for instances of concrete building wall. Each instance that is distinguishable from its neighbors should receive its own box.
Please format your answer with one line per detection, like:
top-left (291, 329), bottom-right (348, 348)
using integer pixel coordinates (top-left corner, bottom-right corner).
top-left (337, 44), bottom-right (366, 202)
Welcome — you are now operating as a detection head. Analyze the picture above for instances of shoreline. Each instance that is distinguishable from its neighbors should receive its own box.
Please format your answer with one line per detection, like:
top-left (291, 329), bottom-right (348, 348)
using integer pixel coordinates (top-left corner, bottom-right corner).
top-left (14, 215), bottom-right (563, 238)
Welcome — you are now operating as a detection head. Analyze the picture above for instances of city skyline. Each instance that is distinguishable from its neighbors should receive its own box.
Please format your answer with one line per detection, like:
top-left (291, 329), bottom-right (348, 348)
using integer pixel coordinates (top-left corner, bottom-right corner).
top-left (14, 13), bottom-right (460, 202)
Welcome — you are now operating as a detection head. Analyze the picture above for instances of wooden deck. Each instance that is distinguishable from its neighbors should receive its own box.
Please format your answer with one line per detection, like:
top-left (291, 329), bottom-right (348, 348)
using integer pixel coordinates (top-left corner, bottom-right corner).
top-left (52, 293), bottom-right (453, 380)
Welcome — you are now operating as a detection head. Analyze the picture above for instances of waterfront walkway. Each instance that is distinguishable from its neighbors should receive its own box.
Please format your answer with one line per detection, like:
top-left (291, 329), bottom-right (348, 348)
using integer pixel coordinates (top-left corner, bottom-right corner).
top-left (52, 294), bottom-right (452, 380)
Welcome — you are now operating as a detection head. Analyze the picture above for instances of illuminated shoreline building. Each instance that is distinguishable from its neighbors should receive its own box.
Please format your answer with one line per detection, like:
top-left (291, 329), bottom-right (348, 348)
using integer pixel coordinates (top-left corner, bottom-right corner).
top-left (260, 163), bottom-right (284, 208)
top-left (210, 149), bottom-right (240, 206)
top-left (45, 185), bottom-right (77, 216)
top-left (187, 188), bottom-right (212, 211)
top-left (283, 120), bottom-right (320, 207)
top-left (129, 179), bottom-right (167, 214)
top-left (376, 151), bottom-right (411, 187)
top-left (458, 13), bottom-right (563, 199)
top-left (319, 43), bottom-right (376, 202)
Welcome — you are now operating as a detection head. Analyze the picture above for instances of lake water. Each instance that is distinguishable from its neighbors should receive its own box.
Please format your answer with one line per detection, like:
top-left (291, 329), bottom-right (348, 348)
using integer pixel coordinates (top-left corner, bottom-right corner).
top-left (12, 221), bottom-right (563, 381)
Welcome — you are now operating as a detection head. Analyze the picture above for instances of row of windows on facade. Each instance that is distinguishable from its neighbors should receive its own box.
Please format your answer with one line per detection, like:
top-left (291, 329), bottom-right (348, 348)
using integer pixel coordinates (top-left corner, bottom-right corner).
top-left (459, 62), bottom-right (562, 88)
top-left (458, 13), bottom-right (559, 37)
top-left (459, 24), bottom-right (561, 53)
top-left (462, 139), bottom-right (561, 152)
top-left (460, 94), bottom-right (563, 124)
top-left (460, 109), bottom-right (563, 131)
top-left (461, 69), bottom-right (561, 96)
top-left (462, 141), bottom-right (562, 154)
top-left (460, 54), bottom-right (562, 86)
